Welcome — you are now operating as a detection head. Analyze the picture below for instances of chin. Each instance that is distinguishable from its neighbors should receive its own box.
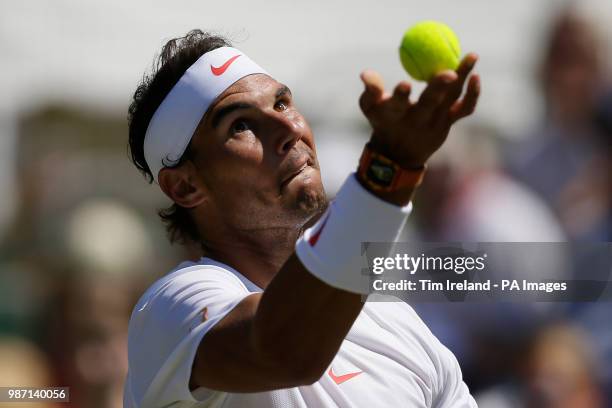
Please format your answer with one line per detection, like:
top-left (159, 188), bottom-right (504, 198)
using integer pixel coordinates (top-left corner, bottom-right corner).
top-left (286, 169), bottom-right (327, 217)
top-left (297, 182), bottom-right (327, 214)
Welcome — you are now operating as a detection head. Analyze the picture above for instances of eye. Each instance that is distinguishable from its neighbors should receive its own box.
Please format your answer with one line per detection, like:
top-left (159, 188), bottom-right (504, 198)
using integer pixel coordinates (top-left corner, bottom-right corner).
top-left (274, 100), bottom-right (288, 111)
top-left (230, 120), bottom-right (250, 134)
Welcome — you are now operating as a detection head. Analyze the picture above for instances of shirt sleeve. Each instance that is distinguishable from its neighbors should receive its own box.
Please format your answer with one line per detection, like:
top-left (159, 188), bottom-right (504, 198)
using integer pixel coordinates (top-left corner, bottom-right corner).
top-left (397, 301), bottom-right (477, 408)
top-left (123, 266), bottom-right (252, 408)
top-left (433, 348), bottom-right (478, 408)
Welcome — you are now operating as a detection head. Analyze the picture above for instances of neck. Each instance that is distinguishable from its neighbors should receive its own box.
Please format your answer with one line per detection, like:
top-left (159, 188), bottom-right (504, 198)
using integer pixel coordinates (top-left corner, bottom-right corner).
top-left (199, 224), bottom-right (303, 289)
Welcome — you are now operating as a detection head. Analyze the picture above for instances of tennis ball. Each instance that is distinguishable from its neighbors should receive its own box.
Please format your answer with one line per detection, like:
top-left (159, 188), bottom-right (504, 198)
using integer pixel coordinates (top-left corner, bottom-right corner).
top-left (399, 21), bottom-right (461, 82)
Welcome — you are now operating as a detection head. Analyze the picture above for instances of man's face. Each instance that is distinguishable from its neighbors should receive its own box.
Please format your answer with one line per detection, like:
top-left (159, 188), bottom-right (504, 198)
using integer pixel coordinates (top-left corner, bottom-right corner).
top-left (188, 73), bottom-right (326, 231)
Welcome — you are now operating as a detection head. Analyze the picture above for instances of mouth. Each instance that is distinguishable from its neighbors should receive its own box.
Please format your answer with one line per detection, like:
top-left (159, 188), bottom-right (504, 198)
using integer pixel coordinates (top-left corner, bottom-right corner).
top-left (280, 156), bottom-right (313, 190)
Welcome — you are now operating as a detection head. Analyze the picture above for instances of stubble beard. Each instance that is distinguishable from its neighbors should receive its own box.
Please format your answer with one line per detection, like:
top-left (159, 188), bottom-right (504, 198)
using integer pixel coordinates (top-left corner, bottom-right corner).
top-left (293, 180), bottom-right (328, 229)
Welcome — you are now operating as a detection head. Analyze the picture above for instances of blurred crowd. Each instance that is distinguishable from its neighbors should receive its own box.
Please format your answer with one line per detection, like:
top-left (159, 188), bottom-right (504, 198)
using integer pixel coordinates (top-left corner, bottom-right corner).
top-left (409, 8), bottom-right (612, 408)
top-left (0, 5), bottom-right (610, 408)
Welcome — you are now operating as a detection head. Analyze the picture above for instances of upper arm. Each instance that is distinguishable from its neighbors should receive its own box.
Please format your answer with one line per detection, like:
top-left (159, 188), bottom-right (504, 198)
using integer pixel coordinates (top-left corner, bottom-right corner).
top-left (190, 292), bottom-right (298, 393)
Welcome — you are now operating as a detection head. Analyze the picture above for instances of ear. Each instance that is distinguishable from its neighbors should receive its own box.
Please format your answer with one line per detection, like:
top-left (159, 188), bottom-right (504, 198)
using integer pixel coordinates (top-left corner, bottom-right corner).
top-left (158, 164), bottom-right (207, 208)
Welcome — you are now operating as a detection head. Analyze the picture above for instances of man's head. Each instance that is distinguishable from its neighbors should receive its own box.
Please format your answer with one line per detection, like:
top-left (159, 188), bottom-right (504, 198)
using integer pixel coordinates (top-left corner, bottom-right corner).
top-left (540, 9), bottom-right (603, 124)
top-left (128, 30), bottom-right (326, 245)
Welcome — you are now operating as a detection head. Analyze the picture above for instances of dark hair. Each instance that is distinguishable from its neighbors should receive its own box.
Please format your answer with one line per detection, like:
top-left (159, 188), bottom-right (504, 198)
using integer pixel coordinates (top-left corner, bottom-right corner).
top-left (127, 30), bottom-right (231, 244)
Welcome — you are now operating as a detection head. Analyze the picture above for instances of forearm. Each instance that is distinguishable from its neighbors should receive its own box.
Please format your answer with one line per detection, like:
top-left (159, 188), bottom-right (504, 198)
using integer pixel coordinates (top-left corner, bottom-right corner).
top-left (192, 256), bottom-right (363, 392)
top-left (252, 254), bottom-right (364, 381)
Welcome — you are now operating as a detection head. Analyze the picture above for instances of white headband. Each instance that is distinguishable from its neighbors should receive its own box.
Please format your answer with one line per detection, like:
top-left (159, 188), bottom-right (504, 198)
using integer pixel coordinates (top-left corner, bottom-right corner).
top-left (144, 46), bottom-right (268, 183)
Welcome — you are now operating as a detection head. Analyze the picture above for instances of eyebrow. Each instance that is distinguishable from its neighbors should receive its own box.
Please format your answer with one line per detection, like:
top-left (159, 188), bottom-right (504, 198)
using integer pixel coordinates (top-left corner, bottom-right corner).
top-left (276, 84), bottom-right (292, 99)
top-left (210, 84), bottom-right (293, 129)
top-left (210, 102), bottom-right (253, 129)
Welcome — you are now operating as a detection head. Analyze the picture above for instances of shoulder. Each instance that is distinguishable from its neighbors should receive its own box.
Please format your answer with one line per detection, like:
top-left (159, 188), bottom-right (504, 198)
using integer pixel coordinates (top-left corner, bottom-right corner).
top-left (124, 260), bottom-right (255, 406)
top-left (126, 259), bottom-right (255, 350)
top-left (131, 260), bottom-right (251, 318)
top-left (364, 295), bottom-right (433, 335)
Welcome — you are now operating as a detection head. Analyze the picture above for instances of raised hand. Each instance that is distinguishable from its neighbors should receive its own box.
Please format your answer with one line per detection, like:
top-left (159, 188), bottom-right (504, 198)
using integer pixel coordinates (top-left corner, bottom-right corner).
top-left (359, 53), bottom-right (480, 168)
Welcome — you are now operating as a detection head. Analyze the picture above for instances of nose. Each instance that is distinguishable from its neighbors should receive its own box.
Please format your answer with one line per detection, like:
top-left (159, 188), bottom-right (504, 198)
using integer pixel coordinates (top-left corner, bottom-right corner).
top-left (271, 113), bottom-right (305, 156)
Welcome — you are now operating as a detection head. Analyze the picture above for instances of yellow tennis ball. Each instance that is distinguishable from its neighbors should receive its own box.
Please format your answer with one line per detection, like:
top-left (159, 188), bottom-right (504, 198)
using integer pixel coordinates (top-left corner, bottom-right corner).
top-left (399, 21), bottom-right (461, 82)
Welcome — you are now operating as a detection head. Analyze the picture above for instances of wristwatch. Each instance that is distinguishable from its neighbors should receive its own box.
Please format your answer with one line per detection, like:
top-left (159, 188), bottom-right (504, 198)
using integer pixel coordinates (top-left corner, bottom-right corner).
top-left (358, 144), bottom-right (426, 192)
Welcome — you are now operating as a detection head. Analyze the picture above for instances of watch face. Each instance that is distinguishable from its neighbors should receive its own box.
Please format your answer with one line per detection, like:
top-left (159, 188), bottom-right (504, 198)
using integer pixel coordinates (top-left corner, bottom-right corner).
top-left (367, 159), bottom-right (395, 187)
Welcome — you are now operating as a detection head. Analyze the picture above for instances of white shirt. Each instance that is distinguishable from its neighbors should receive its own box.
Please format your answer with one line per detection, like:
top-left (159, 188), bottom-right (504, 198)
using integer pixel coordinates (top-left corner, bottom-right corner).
top-left (124, 258), bottom-right (477, 407)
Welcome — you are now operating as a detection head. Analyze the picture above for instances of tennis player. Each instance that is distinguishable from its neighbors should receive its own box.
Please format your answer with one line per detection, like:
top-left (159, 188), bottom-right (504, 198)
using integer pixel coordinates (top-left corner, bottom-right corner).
top-left (123, 30), bottom-right (480, 407)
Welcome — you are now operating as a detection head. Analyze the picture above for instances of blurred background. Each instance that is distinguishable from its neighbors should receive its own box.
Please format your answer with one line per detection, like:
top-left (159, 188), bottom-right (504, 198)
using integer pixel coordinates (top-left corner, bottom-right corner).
top-left (0, 0), bottom-right (610, 407)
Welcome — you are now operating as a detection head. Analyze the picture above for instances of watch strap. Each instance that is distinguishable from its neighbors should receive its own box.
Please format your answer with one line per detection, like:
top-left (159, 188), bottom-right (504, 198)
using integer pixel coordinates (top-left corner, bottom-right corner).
top-left (357, 144), bottom-right (426, 192)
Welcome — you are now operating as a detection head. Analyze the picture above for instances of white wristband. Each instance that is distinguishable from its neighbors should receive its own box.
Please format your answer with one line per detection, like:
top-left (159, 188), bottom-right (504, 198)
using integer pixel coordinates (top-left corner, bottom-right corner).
top-left (295, 173), bottom-right (412, 294)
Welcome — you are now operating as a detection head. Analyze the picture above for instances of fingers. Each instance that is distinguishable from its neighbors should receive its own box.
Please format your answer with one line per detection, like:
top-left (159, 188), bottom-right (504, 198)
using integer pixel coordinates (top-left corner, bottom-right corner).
top-left (456, 53), bottom-right (478, 80)
top-left (358, 60), bottom-right (480, 129)
top-left (438, 53), bottom-right (478, 110)
top-left (359, 70), bottom-right (386, 114)
top-left (416, 70), bottom-right (457, 120)
top-left (449, 74), bottom-right (481, 122)
top-left (390, 81), bottom-right (412, 110)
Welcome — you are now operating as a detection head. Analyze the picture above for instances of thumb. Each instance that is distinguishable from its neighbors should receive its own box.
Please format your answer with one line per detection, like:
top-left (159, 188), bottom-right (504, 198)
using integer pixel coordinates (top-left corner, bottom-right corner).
top-left (359, 70), bottom-right (385, 114)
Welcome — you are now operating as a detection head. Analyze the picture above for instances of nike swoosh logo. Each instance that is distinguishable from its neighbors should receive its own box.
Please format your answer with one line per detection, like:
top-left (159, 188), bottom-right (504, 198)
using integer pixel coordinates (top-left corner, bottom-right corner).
top-left (308, 211), bottom-right (331, 246)
top-left (328, 367), bottom-right (363, 385)
top-left (210, 54), bottom-right (241, 76)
